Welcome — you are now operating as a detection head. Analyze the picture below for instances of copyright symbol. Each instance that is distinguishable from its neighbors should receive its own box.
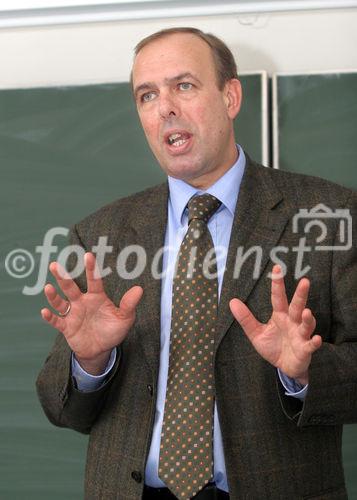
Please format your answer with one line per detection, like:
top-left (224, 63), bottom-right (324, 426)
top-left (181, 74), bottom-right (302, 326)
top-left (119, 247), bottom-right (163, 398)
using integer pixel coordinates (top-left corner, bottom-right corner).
top-left (5, 249), bottom-right (35, 278)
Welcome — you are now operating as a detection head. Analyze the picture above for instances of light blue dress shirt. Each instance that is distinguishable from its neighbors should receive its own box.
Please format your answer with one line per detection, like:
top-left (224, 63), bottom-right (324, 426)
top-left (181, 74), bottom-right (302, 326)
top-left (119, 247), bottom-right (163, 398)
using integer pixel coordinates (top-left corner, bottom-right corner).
top-left (72, 145), bottom-right (307, 492)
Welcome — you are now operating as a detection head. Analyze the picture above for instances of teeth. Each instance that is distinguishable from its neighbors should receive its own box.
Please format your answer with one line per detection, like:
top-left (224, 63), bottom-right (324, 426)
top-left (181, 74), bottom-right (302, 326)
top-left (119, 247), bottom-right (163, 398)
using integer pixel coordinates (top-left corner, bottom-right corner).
top-left (168, 132), bottom-right (188, 146)
top-left (168, 133), bottom-right (182, 145)
top-left (174, 139), bottom-right (186, 147)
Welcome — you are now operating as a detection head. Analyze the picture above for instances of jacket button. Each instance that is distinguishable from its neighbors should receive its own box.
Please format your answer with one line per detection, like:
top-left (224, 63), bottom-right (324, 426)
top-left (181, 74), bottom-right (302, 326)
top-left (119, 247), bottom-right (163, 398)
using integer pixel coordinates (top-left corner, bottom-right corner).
top-left (147, 384), bottom-right (153, 395)
top-left (131, 471), bottom-right (142, 483)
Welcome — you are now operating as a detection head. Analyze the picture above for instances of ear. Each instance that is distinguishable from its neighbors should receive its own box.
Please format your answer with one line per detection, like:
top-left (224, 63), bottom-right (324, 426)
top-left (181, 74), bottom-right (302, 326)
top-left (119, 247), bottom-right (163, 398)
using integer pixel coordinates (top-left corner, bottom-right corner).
top-left (223, 79), bottom-right (242, 120)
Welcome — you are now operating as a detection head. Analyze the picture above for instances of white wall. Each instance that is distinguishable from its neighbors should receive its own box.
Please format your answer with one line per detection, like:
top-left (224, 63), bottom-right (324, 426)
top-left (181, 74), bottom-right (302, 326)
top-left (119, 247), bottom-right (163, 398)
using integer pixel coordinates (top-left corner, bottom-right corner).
top-left (0, 8), bottom-right (356, 88)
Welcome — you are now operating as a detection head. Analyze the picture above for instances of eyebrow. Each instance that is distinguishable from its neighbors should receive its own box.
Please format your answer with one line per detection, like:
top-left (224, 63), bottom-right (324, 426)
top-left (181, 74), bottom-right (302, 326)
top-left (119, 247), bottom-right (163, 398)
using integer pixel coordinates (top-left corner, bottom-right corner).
top-left (134, 72), bottom-right (202, 100)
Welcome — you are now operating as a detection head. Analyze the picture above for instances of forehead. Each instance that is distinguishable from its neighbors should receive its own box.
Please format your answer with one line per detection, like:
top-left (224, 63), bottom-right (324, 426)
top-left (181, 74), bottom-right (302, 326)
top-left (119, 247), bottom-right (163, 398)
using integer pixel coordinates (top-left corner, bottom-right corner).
top-left (132, 33), bottom-right (216, 86)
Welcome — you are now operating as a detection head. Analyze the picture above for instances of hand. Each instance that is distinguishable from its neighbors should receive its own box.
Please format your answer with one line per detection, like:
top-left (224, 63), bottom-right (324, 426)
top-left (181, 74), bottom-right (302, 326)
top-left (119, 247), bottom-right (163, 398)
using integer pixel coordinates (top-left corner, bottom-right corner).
top-left (41, 252), bottom-right (143, 374)
top-left (229, 265), bottom-right (322, 385)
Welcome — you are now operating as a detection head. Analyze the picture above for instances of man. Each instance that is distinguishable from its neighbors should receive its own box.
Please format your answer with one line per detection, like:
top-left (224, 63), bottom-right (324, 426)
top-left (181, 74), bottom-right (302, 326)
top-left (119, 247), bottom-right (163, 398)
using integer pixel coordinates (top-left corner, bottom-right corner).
top-left (37, 28), bottom-right (357, 500)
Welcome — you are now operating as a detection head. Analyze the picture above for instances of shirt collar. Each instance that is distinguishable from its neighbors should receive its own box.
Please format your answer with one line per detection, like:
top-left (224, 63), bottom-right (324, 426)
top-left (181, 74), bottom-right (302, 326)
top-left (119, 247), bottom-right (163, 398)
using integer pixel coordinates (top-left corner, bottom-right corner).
top-left (168, 144), bottom-right (246, 227)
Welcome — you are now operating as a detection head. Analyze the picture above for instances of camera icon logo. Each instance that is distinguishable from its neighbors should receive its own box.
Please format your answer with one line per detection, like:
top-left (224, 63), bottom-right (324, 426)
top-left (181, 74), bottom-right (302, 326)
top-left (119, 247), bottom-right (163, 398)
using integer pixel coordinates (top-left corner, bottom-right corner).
top-left (292, 203), bottom-right (352, 251)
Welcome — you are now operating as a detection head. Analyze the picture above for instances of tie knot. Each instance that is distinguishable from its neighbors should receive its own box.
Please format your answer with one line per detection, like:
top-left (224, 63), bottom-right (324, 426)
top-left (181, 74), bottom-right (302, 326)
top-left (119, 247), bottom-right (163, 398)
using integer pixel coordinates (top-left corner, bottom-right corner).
top-left (187, 194), bottom-right (221, 224)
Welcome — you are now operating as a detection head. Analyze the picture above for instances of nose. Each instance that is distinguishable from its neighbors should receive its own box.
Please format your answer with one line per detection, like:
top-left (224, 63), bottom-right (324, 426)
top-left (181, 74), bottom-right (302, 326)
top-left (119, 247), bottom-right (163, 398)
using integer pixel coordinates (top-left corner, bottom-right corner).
top-left (158, 92), bottom-right (180, 120)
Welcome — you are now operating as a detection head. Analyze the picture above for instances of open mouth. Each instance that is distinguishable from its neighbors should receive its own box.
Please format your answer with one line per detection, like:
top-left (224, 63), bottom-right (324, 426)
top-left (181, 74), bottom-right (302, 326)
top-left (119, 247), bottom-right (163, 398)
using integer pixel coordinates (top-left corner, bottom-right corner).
top-left (166, 131), bottom-right (192, 148)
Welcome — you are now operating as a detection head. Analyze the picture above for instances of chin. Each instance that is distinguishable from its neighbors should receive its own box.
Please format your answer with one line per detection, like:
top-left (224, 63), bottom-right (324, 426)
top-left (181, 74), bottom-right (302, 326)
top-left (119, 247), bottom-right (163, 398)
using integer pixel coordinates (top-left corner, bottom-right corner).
top-left (161, 157), bottom-right (201, 177)
top-left (166, 166), bottom-right (202, 182)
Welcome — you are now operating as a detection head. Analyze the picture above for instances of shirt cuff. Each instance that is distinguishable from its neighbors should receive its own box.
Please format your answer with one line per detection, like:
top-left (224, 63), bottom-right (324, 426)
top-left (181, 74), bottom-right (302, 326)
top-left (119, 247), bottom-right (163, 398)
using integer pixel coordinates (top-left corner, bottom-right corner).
top-left (71, 348), bottom-right (117, 392)
top-left (277, 369), bottom-right (308, 401)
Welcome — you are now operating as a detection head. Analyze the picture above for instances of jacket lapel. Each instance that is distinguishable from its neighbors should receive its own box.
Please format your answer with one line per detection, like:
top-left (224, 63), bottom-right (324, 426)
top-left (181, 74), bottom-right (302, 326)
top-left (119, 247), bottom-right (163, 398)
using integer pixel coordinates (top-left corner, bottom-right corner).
top-left (117, 182), bottom-right (169, 380)
top-left (215, 157), bottom-right (293, 352)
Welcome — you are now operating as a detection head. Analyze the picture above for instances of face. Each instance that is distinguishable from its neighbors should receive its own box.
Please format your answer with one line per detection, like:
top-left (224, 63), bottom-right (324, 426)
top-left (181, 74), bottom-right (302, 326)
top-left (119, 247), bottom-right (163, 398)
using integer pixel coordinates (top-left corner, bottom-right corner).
top-left (132, 33), bottom-right (242, 189)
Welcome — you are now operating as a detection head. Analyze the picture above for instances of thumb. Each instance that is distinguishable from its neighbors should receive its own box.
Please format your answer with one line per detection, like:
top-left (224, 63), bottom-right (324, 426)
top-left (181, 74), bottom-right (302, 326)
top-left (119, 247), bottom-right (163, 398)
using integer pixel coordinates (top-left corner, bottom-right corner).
top-left (118, 286), bottom-right (143, 319)
top-left (229, 298), bottom-right (262, 340)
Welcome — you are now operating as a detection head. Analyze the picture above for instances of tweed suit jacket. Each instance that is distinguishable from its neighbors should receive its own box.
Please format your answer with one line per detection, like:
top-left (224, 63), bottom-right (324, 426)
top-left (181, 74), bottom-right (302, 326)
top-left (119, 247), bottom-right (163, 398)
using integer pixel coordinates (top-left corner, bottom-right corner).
top-left (37, 155), bottom-right (357, 500)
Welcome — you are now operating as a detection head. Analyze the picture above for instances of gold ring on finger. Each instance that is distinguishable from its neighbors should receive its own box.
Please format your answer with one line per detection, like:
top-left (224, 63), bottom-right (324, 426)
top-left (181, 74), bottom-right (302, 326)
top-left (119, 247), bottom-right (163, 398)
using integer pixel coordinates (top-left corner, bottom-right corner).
top-left (58, 301), bottom-right (71, 317)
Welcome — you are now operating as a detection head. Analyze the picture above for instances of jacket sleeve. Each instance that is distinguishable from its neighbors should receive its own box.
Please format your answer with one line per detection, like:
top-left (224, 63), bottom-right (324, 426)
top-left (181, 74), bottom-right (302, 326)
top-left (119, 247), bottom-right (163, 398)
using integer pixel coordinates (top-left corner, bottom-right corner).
top-left (277, 190), bottom-right (357, 427)
top-left (36, 224), bottom-right (121, 434)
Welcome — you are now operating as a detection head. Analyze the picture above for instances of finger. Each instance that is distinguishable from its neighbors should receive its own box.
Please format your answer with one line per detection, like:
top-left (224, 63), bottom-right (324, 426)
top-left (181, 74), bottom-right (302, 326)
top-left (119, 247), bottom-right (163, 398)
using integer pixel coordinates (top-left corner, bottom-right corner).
top-left (84, 252), bottom-right (105, 294)
top-left (41, 307), bottom-right (66, 333)
top-left (118, 286), bottom-right (144, 320)
top-left (229, 298), bottom-right (262, 341)
top-left (49, 262), bottom-right (81, 302)
top-left (44, 283), bottom-right (70, 315)
top-left (271, 265), bottom-right (289, 313)
top-left (300, 308), bottom-right (316, 338)
top-left (289, 278), bottom-right (310, 323)
top-left (303, 333), bottom-right (322, 355)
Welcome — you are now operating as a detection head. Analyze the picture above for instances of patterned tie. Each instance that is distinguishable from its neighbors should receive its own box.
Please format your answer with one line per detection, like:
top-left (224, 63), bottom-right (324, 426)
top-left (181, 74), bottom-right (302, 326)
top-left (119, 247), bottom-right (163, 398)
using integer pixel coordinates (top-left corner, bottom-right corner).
top-left (159, 193), bottom-right (221, 500)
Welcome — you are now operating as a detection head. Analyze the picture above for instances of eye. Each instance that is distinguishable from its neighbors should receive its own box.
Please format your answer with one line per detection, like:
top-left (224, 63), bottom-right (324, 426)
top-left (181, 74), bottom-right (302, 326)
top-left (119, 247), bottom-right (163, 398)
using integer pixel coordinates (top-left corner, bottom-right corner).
top-left (141, 91), bottom-right (156, 103)
top-left (178, 82), bottom-right (193, 91)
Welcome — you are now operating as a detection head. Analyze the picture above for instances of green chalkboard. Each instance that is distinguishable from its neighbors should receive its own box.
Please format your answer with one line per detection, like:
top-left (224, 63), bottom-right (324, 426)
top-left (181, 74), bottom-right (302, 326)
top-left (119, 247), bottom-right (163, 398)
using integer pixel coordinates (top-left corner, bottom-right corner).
top-left (0, 77), bottom-right (265, 498)
top-left (273, 71), bottom-right (357, 190)
top-left (235, 72), bottom-right (268, 165)
top-left (273, 71), bottom-right (357, 498)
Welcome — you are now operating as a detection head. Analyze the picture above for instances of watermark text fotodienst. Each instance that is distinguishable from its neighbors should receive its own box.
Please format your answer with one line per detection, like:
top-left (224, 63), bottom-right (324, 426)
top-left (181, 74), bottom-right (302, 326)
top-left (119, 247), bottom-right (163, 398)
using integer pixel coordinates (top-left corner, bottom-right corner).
top-left (3, 204), bottom-right (353, 295)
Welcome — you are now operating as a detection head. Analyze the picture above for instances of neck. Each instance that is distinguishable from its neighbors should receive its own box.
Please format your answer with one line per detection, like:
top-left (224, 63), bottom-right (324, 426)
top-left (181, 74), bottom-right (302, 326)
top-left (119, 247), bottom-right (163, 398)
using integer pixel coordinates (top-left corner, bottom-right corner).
top-left (187, 146), bottom-right (239, 190)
